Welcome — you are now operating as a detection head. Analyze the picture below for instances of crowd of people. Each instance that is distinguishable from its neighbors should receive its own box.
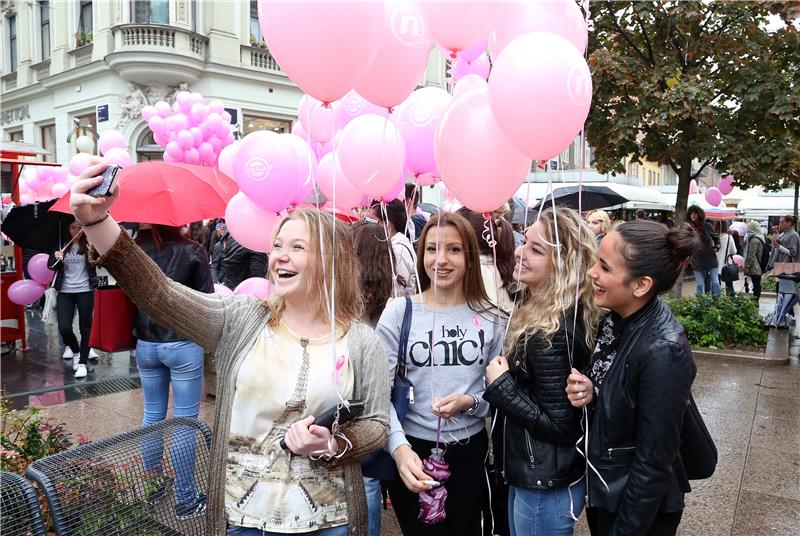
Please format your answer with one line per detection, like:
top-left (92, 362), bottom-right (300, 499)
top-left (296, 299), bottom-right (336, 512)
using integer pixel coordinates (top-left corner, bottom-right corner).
top-left (53, 157), bottom-right (798, 536)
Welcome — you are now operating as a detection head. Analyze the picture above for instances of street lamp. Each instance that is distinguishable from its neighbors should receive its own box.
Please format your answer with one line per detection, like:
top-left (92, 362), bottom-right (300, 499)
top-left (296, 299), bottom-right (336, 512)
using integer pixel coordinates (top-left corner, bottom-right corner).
top-left (66, 117), bottom-right (98, 153)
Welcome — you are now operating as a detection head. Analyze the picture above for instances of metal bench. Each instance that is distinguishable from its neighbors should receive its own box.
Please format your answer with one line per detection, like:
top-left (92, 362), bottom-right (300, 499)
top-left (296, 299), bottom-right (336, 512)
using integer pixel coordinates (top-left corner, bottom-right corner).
top-left (0, 471), bottom-right (47, 536)
top-left (25, 417), bottom-right (212, 535)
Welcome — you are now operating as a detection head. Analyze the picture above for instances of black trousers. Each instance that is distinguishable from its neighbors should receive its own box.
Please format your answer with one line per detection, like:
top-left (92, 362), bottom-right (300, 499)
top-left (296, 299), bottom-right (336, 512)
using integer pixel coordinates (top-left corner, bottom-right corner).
top-left (56, 291), bottom-right (94, 364)
top-left (587, 507), bottom-right (683, 536)
top-left (388, 429), bottom-right (488, 536)
top-left (750, 275), bottom-right (762, 299)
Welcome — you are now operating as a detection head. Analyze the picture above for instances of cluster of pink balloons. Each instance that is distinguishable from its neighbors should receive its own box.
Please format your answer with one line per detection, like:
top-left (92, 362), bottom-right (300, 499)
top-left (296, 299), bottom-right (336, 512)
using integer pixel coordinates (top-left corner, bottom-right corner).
top-left (142, 91), bottom-right (234, 166)
top-left (96, 129), bottom-right (132, 167)
top-left (18, 165), bottom-right (73, 205)
top-left (7, 254), bottom-right (54, 305)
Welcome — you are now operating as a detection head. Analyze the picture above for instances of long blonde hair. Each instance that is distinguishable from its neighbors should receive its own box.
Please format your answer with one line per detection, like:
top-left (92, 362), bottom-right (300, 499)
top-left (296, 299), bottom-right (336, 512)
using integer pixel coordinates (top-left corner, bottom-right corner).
top-left (508, 207), bottom-right (601, 351)
top-left (267, 209), bottom-right (363, 331)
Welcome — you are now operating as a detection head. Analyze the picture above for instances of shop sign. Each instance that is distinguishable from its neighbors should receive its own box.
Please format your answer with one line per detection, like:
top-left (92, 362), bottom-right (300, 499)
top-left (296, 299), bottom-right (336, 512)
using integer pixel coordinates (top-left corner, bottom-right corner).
top-left (96, 104), bottom-right (109, 123)
top-left (0, 105), bottom-right (30, 126)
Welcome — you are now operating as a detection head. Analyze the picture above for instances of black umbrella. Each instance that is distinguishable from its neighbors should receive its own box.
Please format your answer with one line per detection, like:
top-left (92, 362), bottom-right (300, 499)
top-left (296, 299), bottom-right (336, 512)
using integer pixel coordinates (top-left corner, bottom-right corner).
top-left (531, 185), bottom-right (629, 211)
top-left (417, 202), bottom-right (440, 215)
top-left (1, 199), bottom-right (74, 251)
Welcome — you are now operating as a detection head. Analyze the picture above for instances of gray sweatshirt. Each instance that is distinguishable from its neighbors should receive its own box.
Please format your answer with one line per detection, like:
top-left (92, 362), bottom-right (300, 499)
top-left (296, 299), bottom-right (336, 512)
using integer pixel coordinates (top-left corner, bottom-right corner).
top-left (376, 298), bottom-right (505, 455)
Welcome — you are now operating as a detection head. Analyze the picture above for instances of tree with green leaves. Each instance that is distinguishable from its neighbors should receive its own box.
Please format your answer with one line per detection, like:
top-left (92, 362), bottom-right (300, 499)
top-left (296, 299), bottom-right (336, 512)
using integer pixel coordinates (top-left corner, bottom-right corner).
top-left (586, 1), bottom-right (800, 226)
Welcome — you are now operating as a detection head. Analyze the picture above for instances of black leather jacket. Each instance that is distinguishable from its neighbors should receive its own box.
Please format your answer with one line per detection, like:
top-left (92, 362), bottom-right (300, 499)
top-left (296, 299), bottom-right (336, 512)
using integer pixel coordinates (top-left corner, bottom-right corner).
top-left (484, 316), bottom-right (591, 489)
top-left (585, 298), bottom-right (696, 535)
top-left (211, 232), bottom-right (268, 290)
top-left (47, 247), bottom-right (98, 292)
top-left (135, 231), bottom-right (214, 342)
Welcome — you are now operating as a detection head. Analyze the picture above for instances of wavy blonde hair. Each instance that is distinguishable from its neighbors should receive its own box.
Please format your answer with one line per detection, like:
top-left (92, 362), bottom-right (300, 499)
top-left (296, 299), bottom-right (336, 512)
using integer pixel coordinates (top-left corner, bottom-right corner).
top-left (508, 207), bottom-right (601, 351)
top-left (587, 209), bottom-right (611, 235)
top-left (266, 209), bottom-right (363, 331)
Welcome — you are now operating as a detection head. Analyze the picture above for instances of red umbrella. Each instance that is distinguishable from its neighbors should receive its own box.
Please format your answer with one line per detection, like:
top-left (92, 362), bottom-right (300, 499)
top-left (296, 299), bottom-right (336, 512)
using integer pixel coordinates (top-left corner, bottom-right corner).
top-left (50, 162), bottom-right (238, 226)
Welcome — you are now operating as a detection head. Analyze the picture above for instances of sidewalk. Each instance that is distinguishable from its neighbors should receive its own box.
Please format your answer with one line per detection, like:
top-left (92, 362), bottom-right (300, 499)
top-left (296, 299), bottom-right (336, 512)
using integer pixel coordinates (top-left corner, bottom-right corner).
top-left (3, 294), bottom-right (799, 535)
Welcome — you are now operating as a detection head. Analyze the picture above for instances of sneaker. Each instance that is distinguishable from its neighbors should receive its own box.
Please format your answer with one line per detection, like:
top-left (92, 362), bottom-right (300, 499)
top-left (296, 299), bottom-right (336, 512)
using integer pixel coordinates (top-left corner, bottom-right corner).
top-left (74, 364), bottom-right (87, 378)
top-left (175, 493), bottom-right (206, 520)
top-left (72, 355), bottom-right (80, 371)
top-left (62, 348), bottom-right (74, 359)
top-left (88, 348), bottom-right (99, 361)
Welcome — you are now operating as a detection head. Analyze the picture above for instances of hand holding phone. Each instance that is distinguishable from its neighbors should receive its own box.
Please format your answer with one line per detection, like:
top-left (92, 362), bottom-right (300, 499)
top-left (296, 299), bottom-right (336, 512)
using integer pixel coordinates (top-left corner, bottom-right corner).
top-left (280, 400), bottom-right (364, 450)
top-left (87, 165), bottom-right (121, 198)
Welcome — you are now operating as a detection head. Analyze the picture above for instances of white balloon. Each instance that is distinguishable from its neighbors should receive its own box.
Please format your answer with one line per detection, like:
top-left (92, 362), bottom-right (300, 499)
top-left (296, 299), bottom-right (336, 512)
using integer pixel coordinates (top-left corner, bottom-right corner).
top-left (75, 135), bottom-right (95, 154)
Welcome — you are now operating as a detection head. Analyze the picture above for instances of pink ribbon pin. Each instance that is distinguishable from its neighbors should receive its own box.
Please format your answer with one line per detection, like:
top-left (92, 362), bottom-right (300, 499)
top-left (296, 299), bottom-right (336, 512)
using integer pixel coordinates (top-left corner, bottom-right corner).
top-left (333, 355), bottom-right (346, 383)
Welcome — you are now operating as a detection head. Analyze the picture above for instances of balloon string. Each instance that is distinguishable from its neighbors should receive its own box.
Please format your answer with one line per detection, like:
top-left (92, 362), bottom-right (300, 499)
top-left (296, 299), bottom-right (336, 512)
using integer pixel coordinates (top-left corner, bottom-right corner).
top-left (379, 202), bottom-right (401, 298)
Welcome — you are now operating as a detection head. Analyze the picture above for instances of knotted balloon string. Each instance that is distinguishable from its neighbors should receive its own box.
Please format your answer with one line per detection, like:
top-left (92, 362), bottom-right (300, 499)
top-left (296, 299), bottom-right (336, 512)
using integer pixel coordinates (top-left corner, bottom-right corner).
top-left (418, 447), bottom-right (450, 525)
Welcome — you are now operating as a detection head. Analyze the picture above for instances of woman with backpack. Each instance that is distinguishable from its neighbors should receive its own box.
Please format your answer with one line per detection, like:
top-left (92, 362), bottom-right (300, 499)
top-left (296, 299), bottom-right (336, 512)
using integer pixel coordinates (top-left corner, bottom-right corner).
top-left (566, 220), bottom-right (700, 535)
top-left (744, 221), bottom-right (766, 301)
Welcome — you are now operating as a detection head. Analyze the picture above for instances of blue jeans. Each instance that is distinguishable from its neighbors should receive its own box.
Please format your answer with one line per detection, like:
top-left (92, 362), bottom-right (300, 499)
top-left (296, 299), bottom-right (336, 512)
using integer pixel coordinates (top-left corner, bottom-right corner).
top-left (508, 480), bottom-right (585, 536)
top-left (136, 339), bottom-right (204, 503)
top-left (693, 268), bottom-right (721, 297)
top-left (363, 476), bottom-right (382, 536)
top-left (226, 525), bottom-right (348, 536)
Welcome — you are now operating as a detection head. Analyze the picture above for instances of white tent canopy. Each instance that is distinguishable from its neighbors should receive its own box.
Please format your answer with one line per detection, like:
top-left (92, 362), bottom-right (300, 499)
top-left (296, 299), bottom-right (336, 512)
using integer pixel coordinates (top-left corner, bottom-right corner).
top-left (516, 181), bottom-right (674, 211)
top-left (738, 194), bottom-right (798, 217)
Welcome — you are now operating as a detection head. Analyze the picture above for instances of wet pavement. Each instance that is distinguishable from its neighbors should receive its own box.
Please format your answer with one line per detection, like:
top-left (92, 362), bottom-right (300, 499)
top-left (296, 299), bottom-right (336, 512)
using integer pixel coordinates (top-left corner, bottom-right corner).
top-left (2, 298), bottom-right (799, 535)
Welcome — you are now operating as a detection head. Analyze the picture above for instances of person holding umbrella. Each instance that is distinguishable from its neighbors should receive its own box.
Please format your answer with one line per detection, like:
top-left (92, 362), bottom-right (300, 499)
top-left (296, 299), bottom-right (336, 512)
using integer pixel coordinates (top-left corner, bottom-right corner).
top-left (48, 220), bottom-right (98, 378)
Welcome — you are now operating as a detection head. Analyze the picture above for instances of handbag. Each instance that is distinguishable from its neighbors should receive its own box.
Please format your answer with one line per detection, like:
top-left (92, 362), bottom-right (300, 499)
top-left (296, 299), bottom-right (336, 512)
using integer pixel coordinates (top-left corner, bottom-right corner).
top-left (680, 394), bottom-right (717, 480)
top-left (88, 286), bottom-right (138, 353)
top-left (361, 296), bottom-right (414, 481)
top-left (774, 259), bottom-right (800, 276)
top-left (719, 235), bottom-right (740, 283)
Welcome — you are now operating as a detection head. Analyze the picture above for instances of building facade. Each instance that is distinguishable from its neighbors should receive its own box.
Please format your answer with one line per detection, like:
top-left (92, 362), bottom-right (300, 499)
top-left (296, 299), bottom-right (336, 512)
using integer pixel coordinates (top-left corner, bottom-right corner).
top-left (0, 0), bottom-right (446, 164)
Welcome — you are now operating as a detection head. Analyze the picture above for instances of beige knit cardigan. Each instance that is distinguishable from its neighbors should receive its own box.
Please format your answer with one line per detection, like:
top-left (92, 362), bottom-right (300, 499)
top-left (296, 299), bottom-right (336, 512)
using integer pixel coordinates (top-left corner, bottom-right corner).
top-left (96, 231), bottom-right (390, 536)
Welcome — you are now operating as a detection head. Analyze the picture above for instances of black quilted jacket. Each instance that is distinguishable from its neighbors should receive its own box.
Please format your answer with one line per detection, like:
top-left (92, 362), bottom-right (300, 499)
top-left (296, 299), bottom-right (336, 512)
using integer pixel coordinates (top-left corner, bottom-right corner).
top-left (483, 314), bottom-right (591, 489)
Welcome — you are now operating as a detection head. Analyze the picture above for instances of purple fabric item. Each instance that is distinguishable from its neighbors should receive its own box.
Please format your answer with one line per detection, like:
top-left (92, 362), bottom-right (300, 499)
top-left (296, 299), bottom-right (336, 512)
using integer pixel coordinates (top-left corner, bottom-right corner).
top-left (418, 448), bottom-right (451, 525)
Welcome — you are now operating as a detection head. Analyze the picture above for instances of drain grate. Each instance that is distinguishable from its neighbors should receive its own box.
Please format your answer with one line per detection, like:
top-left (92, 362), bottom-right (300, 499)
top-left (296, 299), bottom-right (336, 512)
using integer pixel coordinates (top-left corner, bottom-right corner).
top-left (71, 377), bottom-right (141, 398)
top-left (5, 375), bottom-right (141, 401)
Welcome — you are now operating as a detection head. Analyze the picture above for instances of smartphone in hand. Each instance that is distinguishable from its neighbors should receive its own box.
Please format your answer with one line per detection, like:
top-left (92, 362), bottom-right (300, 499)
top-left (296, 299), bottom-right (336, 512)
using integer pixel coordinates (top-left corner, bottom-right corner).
top-left (87, 165), bottom-right (121, 197)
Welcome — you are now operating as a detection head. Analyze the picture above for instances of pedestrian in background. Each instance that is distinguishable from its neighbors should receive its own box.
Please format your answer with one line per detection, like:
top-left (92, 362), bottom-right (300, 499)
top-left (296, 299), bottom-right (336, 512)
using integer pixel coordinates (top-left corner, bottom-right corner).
top-left (744, 221), bottom-right (765, 301)
top-left (212, 225), bottom-right (267, 290)
top-left (370, 199), bottom-right (417, 296)
top-left (587, 210), bottom-right (611, 247)
top-left (715, 221), bottom-right (737, 297)
top-left (48, 220), bottom-right (98, 378)
top-left (769, 215), bottom-right (800, 328)
top-left (686, 206), bottom-right (721, 297)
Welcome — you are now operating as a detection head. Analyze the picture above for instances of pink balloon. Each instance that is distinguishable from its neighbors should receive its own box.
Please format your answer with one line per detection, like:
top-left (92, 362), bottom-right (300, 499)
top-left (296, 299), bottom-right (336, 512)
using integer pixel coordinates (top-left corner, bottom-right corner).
top-left (489, 32), bottom-right (592, 160)
top-left (198, 142), bottom-right (215, 163)
top-left (732, 254), bottom-right (744, 268)
top-left (148, 116), bottom-right (169, 137)
top-left (141, 105), bottom-right (157, 121)
top-left (190, 103), bottom-right (209, 125)
top-left (51, 183), bottom-right (69, 198)
top-left (258, 0), bottom-right (384, 103)
top-left (217, 141), bottom-right (239, 178)
top-left (70, 152), bottom-right (94, 176)
top-left (435, 88), bottom-right (530, 213)
top-left (224, 192), bottom-right (282, 253)
top-left (283, 134), bottom-right (318, 205)
top-left (37, 167), bottom-right (53, 182)
top-left (338, 114), bottom-right (406, 198)
top-left (206, 113), bottom-right (223, 130)
top-left (452, 57), bottom-right (470, 81)
top-left (414, 172), bottom-right (440, 187)
top-left (457, 35), bottom-right (488, 62)
top-left (7, 279), bottom-right (46, 306)
top-left (234, 277), bottom-right (272, 300)
top-left (233, 131), bottom-right (300, 213)
top-left (292, 121), bottom-right (310, 143)
top-left (213, 283), bottom-right (234, 296)
top-left (689, 179), bottom-right (698, 195)
top-left (27, 254), bottom-right (54, 286)
top-left (207, 135), bottom-right (223, 153)
top-left (155, 101), bottom-right (172, 118)
top-left (316, 153), bottom-right (365, 210)
top-left (453, 74), bottom-right (487, 98)
top-left (718, 175), bottom-right (734, 196)
top-left (104, 147), bottom-right (132, 167)
top-left (172, 101), bottom-right (182, 114)
top-left (493, 0), bottom-right (587, 56)
top-left (51, 166), bottom-right (69, 184)
top-left (19, 193), bottom-right (34, 205)
top-left (420, 2), bottom-right (502, 55)
top-left (153, 132), bottom-right (171, 147)
top-left (382, 175), bottom-right (406, 202)
top-left (208, 100), bottom-right (225, 115)
top-left (184, 147), bottom-right (200, 165)
top-left (162, 152), bottom-right (177, 163)
top-left (97, 129), bottom-right (127, 156)
top-left (190, 127), bottom-right (203, 146)
top-left (354, 2), bottom-right (430, 109)
top-left (176, 130), bottom-right (194, 150)
top-left (334, 90), bottom-right (390, 130)
top-left (395, 86), bottom-right (452, 175)
top-left (468, 53), bottom-right (490, 80)
top-left (298, 99), bottom-right (336, 144)
top-left (169, 114), bottom-right (189, 133)
top-left (705, 187), bottom-right (723, 207)
top-left (166, 141), bottom-right (184, 160)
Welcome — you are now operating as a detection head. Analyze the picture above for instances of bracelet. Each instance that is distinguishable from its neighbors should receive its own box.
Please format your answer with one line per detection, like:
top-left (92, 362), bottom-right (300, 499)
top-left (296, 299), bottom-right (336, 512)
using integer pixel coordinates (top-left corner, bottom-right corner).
top-left (464, 394), bottom-right (480, 416)
top-left (77, 211), bottom-right (110, 228)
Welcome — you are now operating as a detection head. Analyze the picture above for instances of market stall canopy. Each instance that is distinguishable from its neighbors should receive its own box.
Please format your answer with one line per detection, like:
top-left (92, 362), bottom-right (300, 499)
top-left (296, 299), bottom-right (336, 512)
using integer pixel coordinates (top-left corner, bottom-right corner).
top-left (516, 181), bottom-right (674, 211)
top-left (738, 192), bottom-right (798, 218)
top-left (687, 194), bottom-right (739, 219)
top-left (0, 141), bottom-right (51, 157)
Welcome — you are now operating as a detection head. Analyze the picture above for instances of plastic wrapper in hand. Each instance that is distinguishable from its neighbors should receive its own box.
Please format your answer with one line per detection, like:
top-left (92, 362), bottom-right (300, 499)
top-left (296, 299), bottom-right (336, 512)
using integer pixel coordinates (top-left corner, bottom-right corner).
top-left (418, 447), bottom-right (450, 525)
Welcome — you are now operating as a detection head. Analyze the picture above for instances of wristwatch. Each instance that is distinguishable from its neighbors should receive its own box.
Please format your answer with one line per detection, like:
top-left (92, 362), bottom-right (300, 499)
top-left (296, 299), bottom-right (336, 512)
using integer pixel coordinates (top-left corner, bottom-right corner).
top-left (464, 394), bottom-right (480, 416)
